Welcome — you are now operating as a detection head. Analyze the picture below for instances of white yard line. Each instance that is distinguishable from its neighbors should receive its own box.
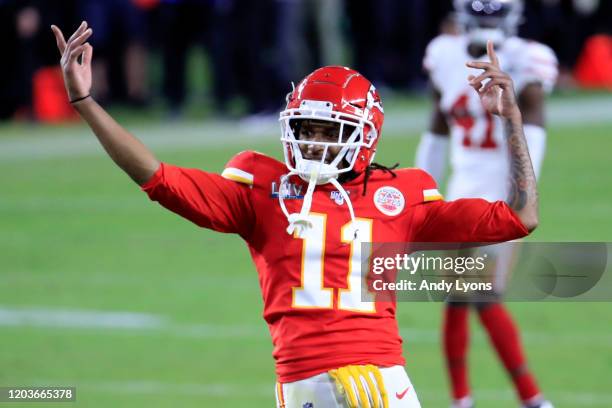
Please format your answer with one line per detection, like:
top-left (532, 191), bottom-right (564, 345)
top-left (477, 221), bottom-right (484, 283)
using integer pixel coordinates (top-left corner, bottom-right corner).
top-left (0, 307), bottom-right (165, 330)
top-left (23, 379), bottom-right (612, 405)
top-left (3, 306), bottom-right (611, 405)
top-left (0, 96), bottom-right (611, 162)
top-left (84, 380), bottom-right (271, 397)
top-left (1, 307), bottom-right (612, 346)
top-left (0, 307), bottom-right (264, 339)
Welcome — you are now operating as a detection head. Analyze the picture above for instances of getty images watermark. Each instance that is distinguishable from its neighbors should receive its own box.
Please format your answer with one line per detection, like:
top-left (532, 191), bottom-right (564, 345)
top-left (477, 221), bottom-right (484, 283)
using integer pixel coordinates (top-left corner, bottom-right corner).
top-left (359, 242), bottom-right (612, 302)
top-left (372, 251), bottom-right (492, 293)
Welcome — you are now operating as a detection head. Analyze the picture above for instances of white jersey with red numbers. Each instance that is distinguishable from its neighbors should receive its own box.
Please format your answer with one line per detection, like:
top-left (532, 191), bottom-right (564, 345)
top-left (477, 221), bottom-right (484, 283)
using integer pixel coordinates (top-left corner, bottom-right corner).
top-left (423, 34), bottom-right (558, 201)
top-left (141, 151), bottom-right (528, 383)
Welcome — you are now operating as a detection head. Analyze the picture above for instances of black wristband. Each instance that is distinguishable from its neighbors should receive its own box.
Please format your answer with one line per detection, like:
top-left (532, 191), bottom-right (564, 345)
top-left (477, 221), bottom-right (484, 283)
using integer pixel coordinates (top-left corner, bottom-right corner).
top-left (70, 94), bottom-right (91, 104)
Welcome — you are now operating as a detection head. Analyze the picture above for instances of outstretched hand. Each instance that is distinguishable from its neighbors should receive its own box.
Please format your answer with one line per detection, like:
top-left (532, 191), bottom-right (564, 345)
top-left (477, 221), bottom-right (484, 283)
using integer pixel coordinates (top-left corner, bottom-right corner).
top-left (466, 40), bottom-right (521, 120)
top-left (51, 21), bottom-right (93, 101)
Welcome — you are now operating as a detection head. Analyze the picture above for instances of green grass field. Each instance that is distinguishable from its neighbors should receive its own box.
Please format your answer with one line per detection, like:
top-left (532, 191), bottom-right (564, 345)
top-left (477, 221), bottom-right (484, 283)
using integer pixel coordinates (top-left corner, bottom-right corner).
top-left (1, 95), bottom-right (611, 407)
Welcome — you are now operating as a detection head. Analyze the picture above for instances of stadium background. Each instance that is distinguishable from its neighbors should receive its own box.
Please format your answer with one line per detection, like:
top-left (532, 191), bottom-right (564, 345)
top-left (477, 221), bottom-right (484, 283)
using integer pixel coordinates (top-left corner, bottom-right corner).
top-left (1, 0), bottom-right (611, 407)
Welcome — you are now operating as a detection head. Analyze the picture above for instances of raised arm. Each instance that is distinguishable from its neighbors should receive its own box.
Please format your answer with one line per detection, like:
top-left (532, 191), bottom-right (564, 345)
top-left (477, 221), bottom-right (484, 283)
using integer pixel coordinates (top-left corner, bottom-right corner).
top-left (466, 41), bottom-right (538, 232)
top-left (51, 22), bottom-right (159, 185)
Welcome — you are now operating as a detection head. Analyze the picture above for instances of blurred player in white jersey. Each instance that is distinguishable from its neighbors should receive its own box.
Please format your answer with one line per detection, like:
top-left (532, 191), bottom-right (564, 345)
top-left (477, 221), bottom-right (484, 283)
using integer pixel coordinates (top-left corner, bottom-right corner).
top-left (416, 1), bottom-right (558, 408)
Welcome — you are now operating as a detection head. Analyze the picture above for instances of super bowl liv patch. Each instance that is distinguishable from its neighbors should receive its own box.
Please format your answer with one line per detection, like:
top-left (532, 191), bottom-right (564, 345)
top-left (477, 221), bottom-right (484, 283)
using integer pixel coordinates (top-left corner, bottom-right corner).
top-left (373, 186), bottom-right (405, 216)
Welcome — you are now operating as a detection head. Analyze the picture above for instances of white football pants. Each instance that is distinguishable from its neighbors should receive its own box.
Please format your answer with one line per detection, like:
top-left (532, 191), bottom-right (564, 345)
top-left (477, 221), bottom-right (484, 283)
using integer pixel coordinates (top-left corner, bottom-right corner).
top-left (275, 365), bottom-right (421, 408)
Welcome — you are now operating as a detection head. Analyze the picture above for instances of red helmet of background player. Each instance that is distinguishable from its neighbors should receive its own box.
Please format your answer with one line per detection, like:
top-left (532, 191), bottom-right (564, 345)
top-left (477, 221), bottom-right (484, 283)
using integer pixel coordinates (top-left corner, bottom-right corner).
top-left (279, 66), bottom-right (384, 184)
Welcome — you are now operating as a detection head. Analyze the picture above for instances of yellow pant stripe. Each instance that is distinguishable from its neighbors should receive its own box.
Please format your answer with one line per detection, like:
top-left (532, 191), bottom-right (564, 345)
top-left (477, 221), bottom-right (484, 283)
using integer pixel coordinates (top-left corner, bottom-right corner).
top-left (276, 382), bottom-right (286, 408)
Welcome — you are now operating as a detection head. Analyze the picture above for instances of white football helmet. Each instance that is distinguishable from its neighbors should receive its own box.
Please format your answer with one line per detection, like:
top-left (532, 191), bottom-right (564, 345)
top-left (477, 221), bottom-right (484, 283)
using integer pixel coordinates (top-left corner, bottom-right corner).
top-left (454, 0), bottom-right (524, 46)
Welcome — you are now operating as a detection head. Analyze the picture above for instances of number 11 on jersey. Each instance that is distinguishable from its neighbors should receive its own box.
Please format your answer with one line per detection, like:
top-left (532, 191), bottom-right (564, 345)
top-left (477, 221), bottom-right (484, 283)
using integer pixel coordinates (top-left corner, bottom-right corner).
top-left (292, 213), bottom-right (376, 313)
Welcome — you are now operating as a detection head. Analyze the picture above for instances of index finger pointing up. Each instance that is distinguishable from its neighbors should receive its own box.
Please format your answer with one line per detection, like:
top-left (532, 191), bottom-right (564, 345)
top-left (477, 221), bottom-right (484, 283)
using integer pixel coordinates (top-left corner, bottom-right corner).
top-left (487, 40), bottom-right (500, 67)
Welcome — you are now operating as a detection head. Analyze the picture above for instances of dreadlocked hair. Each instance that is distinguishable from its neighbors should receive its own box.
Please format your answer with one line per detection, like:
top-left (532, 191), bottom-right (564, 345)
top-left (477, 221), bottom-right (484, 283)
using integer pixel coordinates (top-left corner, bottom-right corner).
top-left (362, 162), bottom-right (400, 196)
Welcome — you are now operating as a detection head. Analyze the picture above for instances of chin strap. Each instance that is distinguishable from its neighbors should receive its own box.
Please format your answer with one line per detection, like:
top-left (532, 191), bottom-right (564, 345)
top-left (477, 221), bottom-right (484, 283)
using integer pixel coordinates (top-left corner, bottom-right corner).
top-left (278, 168), bottom-right (318, 236)
top-left (329, 177), bottom-right (358, 240)
top-left (278, 169), bottom-right (359, 240)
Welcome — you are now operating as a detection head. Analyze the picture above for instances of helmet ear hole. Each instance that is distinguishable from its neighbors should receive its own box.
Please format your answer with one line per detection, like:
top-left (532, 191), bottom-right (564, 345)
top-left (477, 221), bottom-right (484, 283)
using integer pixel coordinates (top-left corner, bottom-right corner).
top-left (289, 119), bottom-right (304, 137)
top-left (341, 124), bottom-right (357, 142)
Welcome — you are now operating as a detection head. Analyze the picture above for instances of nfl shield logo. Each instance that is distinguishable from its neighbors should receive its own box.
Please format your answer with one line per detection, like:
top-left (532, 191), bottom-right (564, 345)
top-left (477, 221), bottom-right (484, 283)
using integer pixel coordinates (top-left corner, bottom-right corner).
top-left (330, 191), bottom-right (344, 205)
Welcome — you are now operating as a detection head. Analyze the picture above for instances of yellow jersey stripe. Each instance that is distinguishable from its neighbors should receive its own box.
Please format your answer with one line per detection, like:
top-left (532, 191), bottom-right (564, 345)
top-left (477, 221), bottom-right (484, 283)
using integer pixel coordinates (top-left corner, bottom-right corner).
top-left (221, 167), bottom-right (254, 185)
top-left (423, 188), bottom-right (443, 201)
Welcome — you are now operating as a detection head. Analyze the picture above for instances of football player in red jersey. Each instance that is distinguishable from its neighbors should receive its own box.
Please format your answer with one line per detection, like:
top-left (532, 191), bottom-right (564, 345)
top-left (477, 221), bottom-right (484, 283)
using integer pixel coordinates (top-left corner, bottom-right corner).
top-left (53, 21), bottom-right (538, 408)
top-left (416, 1), bottom-right (556, 408)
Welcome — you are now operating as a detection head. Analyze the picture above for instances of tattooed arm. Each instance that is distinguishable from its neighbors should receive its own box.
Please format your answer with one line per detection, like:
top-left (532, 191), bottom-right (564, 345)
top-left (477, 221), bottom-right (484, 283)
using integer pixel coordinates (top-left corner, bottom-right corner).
top-left (504, 117), bottom-right (538, 230)
top-left (466, 41), bottom-right (539, 232)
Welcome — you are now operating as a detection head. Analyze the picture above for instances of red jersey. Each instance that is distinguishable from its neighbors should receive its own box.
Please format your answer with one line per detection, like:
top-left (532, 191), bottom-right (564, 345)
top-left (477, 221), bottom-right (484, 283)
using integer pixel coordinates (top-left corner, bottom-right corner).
top-left (141, 151), bottom-right (528, 382)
